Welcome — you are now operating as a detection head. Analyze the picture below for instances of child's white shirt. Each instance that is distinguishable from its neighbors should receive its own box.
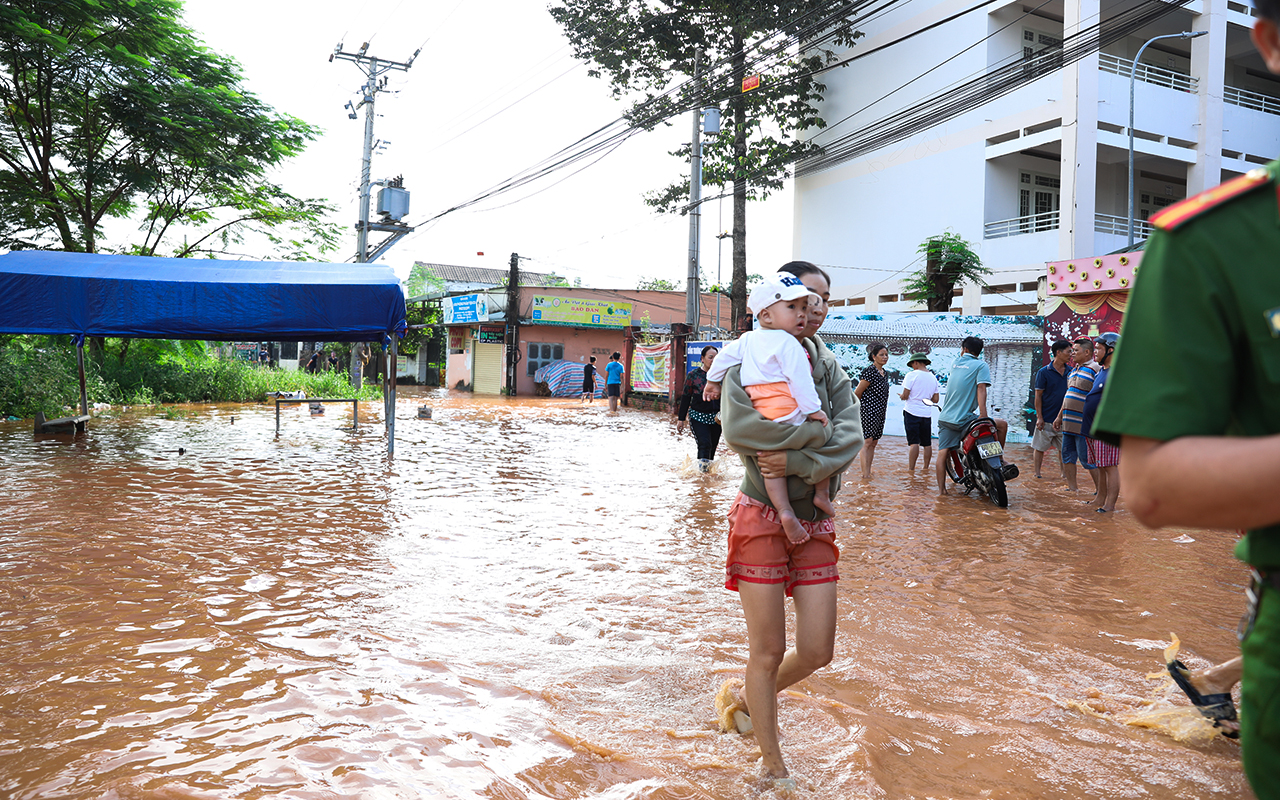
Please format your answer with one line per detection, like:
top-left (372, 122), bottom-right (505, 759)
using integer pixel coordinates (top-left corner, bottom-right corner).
top-left (706, 329), bottom-right (820, 425)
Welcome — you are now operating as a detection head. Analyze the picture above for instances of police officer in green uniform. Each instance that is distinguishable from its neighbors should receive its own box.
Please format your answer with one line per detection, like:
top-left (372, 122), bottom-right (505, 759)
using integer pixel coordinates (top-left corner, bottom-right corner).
top-left (1091, 5), bottom-right (1280, 795)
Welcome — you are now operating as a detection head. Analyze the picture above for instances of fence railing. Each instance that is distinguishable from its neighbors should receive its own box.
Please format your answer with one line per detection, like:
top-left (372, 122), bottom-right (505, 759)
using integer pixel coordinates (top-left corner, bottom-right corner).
top-left (983, 210), bottom-right (1059, 239)
top-left (1099, 52), bottom-right (1197, 93)
top-left (1094, 212), bottom-right (1152, 239)
top-left (1225, 84), bottom-right (1280, 116)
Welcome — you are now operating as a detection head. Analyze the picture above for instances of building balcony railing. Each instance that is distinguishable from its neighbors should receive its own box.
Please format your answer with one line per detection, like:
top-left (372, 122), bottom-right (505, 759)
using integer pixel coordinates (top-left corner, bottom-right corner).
top-left (1094, 212), bottom-right (1152, 239)
top-left (1225, 85), bottom-right (1280, 116)
top-left (984, 210), bottom-right (1059, 239)
top-left (1099, 53), bottom-right (1197, 93)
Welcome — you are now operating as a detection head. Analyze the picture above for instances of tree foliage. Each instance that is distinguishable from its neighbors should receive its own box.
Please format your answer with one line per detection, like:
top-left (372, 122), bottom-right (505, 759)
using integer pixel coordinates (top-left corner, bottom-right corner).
top-left (548, 1), bottom-right (861, 330)
top-left (0, 0), bottom-right (339, 258)
top-left (902, 232), bottom-right (990, 313)
top-left (636, 276), bottom-right (677, 290)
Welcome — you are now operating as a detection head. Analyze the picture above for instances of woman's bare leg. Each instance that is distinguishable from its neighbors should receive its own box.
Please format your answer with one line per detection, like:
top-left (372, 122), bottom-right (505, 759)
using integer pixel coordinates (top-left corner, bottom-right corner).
top-left (1102, 465), bottom-right (1120, 511)
top-left (861, 437), bottom-right (878, 479)
top-left (921, 445), bottom-right (933, 472)
top-left (907, 443), bottom-right (919, 471)
top-left (737, 581), bottom-right (790, 778)
top-left (775, 581), bottom-right (837, 693)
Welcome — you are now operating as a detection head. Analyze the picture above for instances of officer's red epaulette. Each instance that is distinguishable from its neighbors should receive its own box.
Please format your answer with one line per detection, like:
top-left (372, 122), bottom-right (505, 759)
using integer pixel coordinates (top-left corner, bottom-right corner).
top-left (1151, 166), bottom-right (1274, 231)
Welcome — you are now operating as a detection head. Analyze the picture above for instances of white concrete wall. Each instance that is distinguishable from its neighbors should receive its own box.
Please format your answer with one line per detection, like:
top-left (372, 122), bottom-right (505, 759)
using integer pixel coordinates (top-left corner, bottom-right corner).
top-left (1224, 103), bottom-right (1280, 159)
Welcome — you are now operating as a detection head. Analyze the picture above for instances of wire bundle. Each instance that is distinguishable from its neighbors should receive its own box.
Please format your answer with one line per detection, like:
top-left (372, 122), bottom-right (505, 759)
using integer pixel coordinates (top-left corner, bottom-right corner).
top-left (797, 0), bottom-right (1193, 176)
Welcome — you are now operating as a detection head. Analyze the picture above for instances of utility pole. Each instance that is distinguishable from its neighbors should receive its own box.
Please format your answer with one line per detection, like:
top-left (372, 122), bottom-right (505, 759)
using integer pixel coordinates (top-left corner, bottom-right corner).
top-left (506, 253), bottom-right (521, 395)
top-left (686, 47), bottom-right (703, 335)
top-left (332, 41), bottom-right (419, 387)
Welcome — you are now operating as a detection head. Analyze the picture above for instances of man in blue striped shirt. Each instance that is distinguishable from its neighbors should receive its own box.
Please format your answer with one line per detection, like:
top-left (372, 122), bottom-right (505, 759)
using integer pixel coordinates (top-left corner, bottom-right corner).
top-left (1055, 337), bottom-right (1100, 494)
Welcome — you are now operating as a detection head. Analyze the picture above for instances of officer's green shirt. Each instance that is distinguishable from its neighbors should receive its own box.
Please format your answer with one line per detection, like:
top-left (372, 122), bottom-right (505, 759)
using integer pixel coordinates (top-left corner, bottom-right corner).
top-left (1093, 160), bottom-right (1280, 568)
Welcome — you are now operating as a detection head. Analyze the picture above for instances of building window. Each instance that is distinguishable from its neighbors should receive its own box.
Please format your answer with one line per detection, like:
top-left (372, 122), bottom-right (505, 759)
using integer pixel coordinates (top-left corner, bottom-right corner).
top-left (1022, 27), bottom-right (1062, 78)
top-left (1018, 171), bottom-right (1060, 231)
top-left (279, 341), bottom-right (298, 360)
top-left (526, 342), bottom-right (564, 376)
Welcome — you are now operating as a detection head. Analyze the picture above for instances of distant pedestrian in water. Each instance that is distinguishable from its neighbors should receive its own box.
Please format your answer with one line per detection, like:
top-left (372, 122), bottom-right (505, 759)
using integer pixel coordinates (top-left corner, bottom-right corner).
top-left (581, 357), bottom-right (598, 403)
top-left (305, 351), bottom-right (320, 374)
top-left (1082, 333), bottom-right (1121, 513)
top-left (1031, 340), bottom-right (1072, 479)
top-left (328, 352), bottom-right (339, 371)
top-left (676, 345), bottom-right (721, 472)
top-left (605, 351), bottom-right (624, 413)
top-left (854, 342), bottom-right (889, 479)
top-left (900, 353), bottom-right (939, 472)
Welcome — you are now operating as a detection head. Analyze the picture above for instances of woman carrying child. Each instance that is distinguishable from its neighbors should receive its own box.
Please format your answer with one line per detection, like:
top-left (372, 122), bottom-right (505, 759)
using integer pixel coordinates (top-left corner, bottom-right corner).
top-left (713, 261), bottom-right (863, 788)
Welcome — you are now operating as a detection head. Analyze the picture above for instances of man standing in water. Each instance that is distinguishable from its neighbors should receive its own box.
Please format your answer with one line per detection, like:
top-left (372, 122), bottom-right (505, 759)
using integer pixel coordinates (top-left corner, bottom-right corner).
top-left (1093, 3), bottom-right (1280, 792)
top-left (1031, 340), bottom-right (1071, 480)
top-left (935, 337), bottom-right (1008, 494)
top-left (1056, 337), bottom-right (1102, 494)
top-left (604, 351), bottom-right (624, 414)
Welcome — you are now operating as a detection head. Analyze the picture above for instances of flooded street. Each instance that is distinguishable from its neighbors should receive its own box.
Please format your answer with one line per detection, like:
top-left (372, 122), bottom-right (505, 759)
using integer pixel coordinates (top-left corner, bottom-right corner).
top-left (0, 391), bottom-right (1252, 799)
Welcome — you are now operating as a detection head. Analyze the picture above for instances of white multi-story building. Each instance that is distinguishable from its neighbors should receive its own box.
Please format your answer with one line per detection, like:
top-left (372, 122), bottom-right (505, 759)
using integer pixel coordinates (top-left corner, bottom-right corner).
top-left (794, 0), bottom-right (1280, 314)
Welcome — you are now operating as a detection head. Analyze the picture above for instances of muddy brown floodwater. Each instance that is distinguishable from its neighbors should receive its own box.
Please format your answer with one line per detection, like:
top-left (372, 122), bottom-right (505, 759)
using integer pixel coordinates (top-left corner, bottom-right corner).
top-left (0, 390), bottom-right (1254, 799)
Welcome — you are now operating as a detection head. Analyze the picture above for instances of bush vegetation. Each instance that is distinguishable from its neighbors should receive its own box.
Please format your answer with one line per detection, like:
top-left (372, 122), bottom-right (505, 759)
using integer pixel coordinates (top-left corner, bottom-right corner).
top-left (0, 337), bottom-right (382, 419)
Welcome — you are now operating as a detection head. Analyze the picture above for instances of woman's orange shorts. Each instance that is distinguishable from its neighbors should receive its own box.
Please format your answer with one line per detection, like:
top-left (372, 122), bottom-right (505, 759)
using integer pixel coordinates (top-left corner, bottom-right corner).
top-left (725, 493), bottom-right (839, 596)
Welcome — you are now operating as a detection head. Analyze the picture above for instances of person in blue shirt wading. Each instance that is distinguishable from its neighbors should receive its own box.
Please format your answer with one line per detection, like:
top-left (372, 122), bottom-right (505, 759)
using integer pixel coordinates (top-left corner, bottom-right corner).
top-left (605, 351), bottom-right (625, 414)
top-left (935, 336), bottom-right (1010, 494)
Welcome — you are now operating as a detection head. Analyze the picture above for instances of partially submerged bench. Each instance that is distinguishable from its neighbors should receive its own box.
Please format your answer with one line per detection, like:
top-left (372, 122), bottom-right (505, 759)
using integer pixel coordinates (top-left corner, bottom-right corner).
top-left (34, 411), bottom-right (90, 434)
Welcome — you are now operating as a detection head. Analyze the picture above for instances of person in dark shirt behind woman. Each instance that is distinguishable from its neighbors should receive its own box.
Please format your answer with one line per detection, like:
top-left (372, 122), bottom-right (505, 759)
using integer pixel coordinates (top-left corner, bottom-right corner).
top-left (676, 345), bottom-right (721, 472)
top-left (1081, 332), bottom-right (1121, 513)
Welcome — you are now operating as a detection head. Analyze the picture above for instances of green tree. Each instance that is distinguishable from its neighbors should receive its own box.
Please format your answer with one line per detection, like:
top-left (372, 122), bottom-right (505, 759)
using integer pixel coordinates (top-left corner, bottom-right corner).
top-left (549, 1), bottom-right (861, 331)
top-left (901, 232), bottom-right (990, 313)
top-left (636, 276), bottom-right (677, 290)
top-left (0, 0), bottom-right (339, 259)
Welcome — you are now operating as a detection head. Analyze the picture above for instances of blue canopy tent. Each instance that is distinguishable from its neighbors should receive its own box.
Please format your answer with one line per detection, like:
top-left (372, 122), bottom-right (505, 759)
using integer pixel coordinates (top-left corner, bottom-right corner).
top-left (0, 251), bottom-right (408, 454)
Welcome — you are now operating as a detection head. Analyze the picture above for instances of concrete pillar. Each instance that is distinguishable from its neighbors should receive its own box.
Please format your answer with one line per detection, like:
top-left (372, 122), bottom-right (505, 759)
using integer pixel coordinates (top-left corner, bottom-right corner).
top-left (962, 282), bottom-right (983, 315)
top-left (1189, 0), bottom-right (1227, 194)
top-left (1058, 0), bottom-right (1100, 259)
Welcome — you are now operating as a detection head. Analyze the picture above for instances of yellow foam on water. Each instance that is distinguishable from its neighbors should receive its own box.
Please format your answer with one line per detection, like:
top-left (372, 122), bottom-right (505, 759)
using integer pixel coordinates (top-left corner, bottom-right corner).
top-left (715, 677), bottom-right (748, 734)
top-left (1063, 632), bottom-right (1231, 744)
top-left (1122, 705), bottom-right (1222, 744)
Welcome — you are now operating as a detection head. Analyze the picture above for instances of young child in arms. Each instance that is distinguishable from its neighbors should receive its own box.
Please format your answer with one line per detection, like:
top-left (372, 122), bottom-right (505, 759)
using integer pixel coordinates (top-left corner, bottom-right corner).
top-left (703, 274), bottom-right (833, 543)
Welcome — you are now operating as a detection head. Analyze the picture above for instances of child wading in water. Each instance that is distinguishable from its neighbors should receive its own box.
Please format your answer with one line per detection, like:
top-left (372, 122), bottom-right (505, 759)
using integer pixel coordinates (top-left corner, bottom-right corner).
top-left (704, 274), bottom-right (835, 542)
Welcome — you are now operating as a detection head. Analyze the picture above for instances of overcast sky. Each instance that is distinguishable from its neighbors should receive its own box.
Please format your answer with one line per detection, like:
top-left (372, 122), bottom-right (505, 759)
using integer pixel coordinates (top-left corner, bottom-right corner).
top-left (180, 0), bottom-right (796, 289)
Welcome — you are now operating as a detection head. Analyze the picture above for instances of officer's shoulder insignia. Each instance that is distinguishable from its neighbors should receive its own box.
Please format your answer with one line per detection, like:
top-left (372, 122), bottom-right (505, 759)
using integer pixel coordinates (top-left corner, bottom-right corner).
top-left (1152, 167), bottom-right (1274, 232)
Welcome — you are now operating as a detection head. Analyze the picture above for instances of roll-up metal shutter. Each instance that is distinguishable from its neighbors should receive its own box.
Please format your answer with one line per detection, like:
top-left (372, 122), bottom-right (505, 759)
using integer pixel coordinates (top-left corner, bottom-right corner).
top-left (473, 342), bottom-right (504, 394)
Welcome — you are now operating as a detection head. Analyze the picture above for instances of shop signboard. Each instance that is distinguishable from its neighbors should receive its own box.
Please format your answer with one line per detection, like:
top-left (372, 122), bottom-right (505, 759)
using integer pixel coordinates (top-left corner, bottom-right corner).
top-left (443, 294), bottom-right (488, 325)
top-left (530, 295), bottom-right (632, 328)
top-left (686, 341), bottom-right (725, 373)
top-left (475, 325), bottom-right (506, 344)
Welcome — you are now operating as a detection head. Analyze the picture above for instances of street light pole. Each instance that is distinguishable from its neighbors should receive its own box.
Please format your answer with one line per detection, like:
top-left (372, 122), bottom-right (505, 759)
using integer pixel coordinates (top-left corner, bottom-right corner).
top-left (1128, 30), bottom-right (1207, 247)
top-left (687, 47), bottom-right (703, 334)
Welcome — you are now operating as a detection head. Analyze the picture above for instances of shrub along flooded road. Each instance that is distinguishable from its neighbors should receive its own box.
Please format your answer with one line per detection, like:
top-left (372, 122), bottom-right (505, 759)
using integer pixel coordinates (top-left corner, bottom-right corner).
top-left (0, 390), bottom-right (1252, 798)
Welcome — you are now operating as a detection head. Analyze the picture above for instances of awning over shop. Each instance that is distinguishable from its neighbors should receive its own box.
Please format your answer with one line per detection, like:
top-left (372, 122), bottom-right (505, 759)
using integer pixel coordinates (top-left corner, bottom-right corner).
top-left (0, 250), bottom-right (407, 341)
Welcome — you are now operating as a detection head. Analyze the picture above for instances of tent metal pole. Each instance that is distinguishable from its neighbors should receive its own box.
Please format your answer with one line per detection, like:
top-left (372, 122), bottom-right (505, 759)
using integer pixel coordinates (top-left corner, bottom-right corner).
top-left (76, 341), bottom-right (88, 416)
top-left (388, 336), bottom-right (397, 458)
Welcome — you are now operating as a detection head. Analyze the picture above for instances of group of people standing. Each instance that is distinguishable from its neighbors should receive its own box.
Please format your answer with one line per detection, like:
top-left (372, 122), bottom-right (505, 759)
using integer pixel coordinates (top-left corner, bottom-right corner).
top-left (665, 243), bottom-right (1277, 792)
top-left (1031, 333), bottom-right (1122, 512)
top-left (580, 351), bottom-right (625, 412)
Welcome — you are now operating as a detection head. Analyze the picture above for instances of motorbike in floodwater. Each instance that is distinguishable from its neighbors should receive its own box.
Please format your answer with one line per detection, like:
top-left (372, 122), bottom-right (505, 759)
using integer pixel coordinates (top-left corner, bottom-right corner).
top-left (945, 416), bottom-right (1019, 508)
